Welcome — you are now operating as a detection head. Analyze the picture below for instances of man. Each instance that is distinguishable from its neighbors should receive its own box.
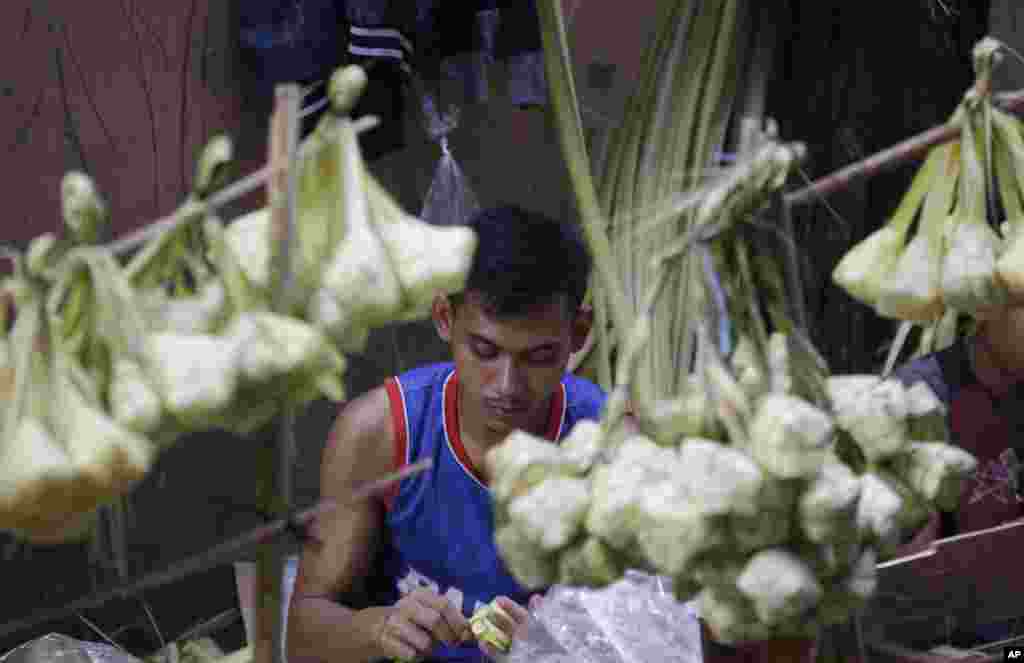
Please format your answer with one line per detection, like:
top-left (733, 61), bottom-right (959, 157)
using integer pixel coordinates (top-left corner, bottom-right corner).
top-left (891, 307), bottom-right (1024, 643)
top-left (287, 205), bottom-right (606, 662)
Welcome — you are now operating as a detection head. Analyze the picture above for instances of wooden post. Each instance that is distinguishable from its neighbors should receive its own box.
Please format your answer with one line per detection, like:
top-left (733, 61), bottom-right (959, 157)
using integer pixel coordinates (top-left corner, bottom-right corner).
top-left (253, 83), bottom-right (301, 663)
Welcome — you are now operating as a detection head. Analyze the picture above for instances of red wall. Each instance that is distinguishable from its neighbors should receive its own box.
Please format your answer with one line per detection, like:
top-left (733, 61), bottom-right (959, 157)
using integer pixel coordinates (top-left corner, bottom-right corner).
top-left (0, 0), bottom-right (661, 247)
top-left (0, 2), bottom-right (244, 244)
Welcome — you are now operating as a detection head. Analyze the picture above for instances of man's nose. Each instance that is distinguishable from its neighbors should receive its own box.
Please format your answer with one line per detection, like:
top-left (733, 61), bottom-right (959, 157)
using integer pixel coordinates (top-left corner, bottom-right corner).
top-left (496, 355), bottom-right (528, 396)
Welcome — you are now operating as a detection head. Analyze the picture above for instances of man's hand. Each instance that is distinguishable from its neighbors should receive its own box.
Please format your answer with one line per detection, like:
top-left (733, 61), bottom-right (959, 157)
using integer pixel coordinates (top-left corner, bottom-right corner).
top-left (372, 588), bottom-right (471, 660)
top-left (476, 596), bottom-right (540, 661)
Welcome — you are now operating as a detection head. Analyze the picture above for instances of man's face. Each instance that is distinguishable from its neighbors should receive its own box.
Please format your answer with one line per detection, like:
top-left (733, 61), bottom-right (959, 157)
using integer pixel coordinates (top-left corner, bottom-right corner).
top-left (433, 291), bottom-right (590, 439)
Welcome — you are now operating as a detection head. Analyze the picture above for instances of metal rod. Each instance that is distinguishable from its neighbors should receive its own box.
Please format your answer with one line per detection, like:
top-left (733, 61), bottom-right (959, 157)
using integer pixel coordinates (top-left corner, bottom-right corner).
top-left (0, 460), bottom-right (431, 642)
top-left (785, 89), bottom-right (1024, 208)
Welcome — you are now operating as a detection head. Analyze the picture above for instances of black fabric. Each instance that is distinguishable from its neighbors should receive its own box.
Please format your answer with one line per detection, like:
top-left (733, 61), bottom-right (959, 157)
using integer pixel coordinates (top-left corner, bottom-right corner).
top-left (340, 0), bottom-right (549, 157)
top-left (934, 336), bottom-right (976, 396)
top-left (239, 1), bottom-right (346, 95)
top-left (495, 0), bottom-right (542, 57)
top-left (346, 58), bottom-right (407, 160)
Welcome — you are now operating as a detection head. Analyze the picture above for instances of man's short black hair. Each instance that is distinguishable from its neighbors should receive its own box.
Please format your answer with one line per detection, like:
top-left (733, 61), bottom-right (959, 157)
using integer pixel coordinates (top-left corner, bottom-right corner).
top-left (451, 204), bottom-right (592, 318)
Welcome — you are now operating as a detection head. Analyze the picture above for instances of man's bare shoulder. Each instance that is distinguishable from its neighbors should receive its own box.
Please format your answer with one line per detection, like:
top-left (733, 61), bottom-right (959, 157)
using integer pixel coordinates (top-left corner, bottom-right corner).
top-left (321, 385), bottom-right (396, 498)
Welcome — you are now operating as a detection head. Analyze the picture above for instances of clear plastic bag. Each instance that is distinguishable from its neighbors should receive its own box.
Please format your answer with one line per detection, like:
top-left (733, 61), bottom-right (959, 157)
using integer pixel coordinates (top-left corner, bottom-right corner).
top-left (419, 93), bottom-right (480, 228)
top-left (508, 571), bottom-right (704, 663)
top-left (0, 634), bottom-right (142, 663)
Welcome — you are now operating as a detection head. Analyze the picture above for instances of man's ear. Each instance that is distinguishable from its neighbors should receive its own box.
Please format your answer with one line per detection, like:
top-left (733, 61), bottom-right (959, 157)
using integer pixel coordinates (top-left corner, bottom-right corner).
top-left (432, 294), bottom-right (454, 343)
top-left (570, 304), bottom-right (593, 354)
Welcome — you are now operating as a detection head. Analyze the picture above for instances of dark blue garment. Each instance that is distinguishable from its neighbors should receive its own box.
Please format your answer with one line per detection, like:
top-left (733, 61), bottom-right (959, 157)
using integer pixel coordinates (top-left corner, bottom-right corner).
top-left (239, 1), bottom-right (345, 93)
top-left (343, 0), bottom-right (548, 108)
top-left (371, 362), bottom-right (605, 662)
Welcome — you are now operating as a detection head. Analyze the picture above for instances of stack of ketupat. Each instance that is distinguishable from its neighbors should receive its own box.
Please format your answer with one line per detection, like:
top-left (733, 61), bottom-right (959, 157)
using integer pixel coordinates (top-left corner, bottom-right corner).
top-left (488, 329), bottom-right (976, 643)
top-left (0, 65), bottom-right (478, 544)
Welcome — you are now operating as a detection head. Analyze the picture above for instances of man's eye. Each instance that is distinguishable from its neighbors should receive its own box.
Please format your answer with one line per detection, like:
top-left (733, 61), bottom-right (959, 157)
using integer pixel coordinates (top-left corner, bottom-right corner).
top-left (472, 342), bottom-right (498, 359)
top-left (528, 350), bottom-right (557, 364)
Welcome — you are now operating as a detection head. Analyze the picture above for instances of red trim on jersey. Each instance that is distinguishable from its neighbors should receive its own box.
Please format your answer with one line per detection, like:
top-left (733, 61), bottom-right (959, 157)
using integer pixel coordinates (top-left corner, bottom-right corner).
top-left (444, 372), bottom-right (566, 486)
top-left (546, 383), bottom-right (567, 441)
top-left (382, 377), bottom-right (409, 510)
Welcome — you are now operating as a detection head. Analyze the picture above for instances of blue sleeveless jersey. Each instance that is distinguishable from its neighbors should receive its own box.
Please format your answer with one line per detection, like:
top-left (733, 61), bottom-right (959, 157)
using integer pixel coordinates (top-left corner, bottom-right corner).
top-left (376, 362), bottom-right (605, 662)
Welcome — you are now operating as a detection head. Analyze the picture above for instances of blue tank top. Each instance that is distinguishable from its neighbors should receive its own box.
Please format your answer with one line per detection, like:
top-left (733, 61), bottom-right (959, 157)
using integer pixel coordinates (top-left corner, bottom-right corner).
top-left (376, 362), bottom-right (605, 662)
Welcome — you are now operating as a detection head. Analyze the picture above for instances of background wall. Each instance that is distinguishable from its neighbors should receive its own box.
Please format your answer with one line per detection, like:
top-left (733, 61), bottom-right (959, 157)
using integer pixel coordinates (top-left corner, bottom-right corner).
top-left (0, 0), bottom-right (658, 653)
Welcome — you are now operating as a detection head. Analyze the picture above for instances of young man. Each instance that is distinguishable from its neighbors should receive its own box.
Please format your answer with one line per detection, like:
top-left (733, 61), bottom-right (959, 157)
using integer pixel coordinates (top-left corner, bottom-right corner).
top-left (287, 205), bottom-right (606, 662)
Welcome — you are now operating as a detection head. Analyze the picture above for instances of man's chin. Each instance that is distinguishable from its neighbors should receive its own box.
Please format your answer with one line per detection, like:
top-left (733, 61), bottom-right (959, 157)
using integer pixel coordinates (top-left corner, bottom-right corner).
top-left (485, 419), bottom-right (515, 435)
top-left (485, 416), bottom-right (527, 437)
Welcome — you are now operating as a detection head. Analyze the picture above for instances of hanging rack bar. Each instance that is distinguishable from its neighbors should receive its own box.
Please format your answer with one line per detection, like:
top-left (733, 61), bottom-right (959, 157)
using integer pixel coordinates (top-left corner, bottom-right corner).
top-left (0, 460), bottom-right (431, 643)
top-left (785, 89), bottom-right (1024, 208)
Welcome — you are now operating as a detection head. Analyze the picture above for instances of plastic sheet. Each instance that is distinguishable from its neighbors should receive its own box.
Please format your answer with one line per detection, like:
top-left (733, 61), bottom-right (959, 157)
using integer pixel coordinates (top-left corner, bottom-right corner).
top-left (0, 634), bottom-right (142, 663)
top-left (508, 571), bottom-right (703, 663)
top-left (419, 94), bottom-right (480, 228)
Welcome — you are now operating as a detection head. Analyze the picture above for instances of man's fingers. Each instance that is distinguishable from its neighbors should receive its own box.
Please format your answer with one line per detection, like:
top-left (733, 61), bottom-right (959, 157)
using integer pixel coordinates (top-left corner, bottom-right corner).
top-left (409, 601), bottom-right (459, 645)
top-left (488, 596), bottom-right (530, 639)
top-left (419, 591), bottom-right (471, 640)
top-left (380, 633), bottom-right (418, 662)
top-left (442, 600), bottom-right (473, 640)
top-left (486, 606), bottom-right (519, 637)
top-left (388, 618), bottom-right (434, 655)
top-left (495, 596), bottom-right (529, 624)
top-left (479, 640), bottom-right (506, 662)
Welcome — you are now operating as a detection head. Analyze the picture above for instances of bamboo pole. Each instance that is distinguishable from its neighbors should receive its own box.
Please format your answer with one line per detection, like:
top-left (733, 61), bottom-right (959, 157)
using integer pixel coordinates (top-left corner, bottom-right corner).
top-left (252, 84), bottom-right (301, 663)
top-left (785, 89), bottom-right (1024, 207)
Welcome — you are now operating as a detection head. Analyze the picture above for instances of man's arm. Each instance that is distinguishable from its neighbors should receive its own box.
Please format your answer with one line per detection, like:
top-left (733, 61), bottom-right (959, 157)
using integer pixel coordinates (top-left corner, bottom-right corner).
top-left (286, 387), bottom-right (396, 663)
top-left (286, 387), bottom-right (470, 663)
